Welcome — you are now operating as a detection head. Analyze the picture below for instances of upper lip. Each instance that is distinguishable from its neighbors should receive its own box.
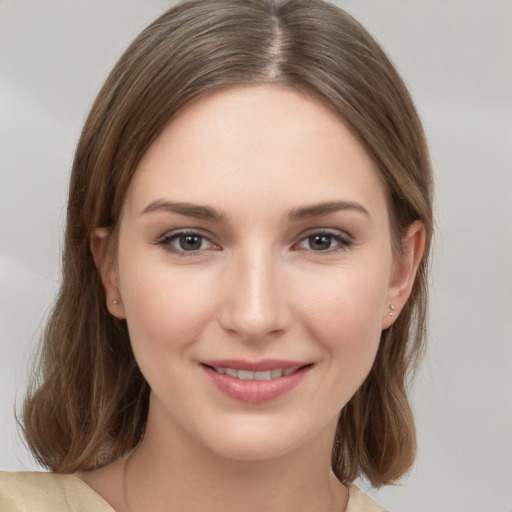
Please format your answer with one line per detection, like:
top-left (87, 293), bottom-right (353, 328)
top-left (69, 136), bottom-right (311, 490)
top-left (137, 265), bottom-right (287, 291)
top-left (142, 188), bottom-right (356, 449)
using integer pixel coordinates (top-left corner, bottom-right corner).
top-left (200, 359), bottom-right (310, 372)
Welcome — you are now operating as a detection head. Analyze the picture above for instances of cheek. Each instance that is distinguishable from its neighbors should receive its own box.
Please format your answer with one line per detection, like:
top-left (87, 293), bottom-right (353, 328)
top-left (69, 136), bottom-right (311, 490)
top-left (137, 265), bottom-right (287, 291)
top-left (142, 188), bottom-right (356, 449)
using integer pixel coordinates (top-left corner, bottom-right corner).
top-left (298, 263), bottom-right (388, 336)
top-left (293, 262), bottom-right (390, 385)
top-left (116, 253), bottom-right (219, 370)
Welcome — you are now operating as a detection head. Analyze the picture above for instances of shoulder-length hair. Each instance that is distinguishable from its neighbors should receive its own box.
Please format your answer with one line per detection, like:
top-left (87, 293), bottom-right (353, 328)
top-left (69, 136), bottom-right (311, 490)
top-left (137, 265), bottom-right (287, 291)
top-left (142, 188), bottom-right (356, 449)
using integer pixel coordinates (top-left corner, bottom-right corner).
top-left (22, 0), bottom-right (433, 486)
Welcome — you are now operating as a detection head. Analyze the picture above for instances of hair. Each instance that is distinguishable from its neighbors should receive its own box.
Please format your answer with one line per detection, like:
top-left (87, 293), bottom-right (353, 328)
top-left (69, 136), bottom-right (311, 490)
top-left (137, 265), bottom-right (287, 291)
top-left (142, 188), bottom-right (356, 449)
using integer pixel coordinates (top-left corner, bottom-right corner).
top-left (22, 0), bottom-right (433, 486)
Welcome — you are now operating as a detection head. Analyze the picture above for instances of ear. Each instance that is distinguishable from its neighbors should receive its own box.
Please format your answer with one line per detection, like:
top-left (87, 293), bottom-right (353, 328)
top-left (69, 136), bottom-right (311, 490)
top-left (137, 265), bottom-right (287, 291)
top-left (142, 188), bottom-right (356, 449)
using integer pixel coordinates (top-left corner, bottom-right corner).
top-left (382, 221), bottom-right (426, 329)
top-left (90, 227), bottom-right (126, 319)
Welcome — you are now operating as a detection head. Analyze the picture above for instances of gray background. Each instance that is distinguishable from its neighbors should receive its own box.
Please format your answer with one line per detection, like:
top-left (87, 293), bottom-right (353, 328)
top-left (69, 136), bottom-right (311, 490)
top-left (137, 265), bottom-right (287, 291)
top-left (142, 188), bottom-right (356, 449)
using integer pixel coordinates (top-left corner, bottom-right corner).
top-left (1, 1), bottom-right (511, 511)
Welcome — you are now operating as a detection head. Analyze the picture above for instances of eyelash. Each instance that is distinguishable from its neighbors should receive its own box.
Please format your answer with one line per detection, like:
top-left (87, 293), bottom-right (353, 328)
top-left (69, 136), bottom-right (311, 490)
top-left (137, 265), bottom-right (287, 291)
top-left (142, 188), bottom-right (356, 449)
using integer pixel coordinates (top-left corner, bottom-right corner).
top-left (155, 229), bottom-right (354, 256)
top-left (155, 229), bottom-right (218, 256)
top-left (294, 230), bottom-right (354, 253)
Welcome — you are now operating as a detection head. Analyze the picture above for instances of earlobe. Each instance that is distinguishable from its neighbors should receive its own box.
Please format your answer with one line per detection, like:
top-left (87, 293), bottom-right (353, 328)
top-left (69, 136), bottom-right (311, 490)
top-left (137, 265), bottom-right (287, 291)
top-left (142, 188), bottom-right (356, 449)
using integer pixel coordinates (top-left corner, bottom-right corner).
top-left (90, 228), bottom-right (126, 319)
top-left (382, 221), bottom-right (426, 329)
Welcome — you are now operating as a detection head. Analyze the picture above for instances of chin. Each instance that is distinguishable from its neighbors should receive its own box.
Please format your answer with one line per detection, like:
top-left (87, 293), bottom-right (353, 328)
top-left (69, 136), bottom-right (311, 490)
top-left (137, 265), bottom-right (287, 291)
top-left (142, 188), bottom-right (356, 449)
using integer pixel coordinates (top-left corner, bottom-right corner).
top-left (205, 432), bottom-right (302, 462)
top-left (193, 411), bottom-right (335, 464)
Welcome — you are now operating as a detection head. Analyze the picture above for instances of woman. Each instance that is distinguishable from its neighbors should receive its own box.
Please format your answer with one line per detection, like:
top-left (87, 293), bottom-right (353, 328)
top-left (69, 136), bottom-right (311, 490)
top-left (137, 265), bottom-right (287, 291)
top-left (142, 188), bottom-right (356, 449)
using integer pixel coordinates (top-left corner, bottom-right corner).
top-left (0, 0), bottom-right (432, 510)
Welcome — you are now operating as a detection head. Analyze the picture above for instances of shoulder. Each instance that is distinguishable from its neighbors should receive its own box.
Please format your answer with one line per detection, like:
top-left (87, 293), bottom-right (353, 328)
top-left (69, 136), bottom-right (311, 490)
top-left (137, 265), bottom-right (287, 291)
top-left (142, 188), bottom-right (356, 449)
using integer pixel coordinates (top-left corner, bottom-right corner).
top-left (0, 471), bottom-right (114, 512)
top-left (346, 483), bottom-right (389, 512)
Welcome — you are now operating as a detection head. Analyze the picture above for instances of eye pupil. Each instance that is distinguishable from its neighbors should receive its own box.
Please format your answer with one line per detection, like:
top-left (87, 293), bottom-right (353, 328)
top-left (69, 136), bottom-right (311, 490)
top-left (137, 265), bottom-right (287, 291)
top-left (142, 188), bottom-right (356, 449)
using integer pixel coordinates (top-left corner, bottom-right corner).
top-left (309, 234), bottom-right (332, 251)
top-left (180, 235), bottom-right (202, 251)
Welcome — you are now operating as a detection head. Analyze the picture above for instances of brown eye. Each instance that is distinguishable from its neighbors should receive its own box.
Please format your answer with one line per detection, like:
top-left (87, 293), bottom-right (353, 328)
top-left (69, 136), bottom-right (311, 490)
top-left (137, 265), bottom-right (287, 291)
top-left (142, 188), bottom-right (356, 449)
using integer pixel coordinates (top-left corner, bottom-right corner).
top-left (157, 231), bottom-right (214, 254)
top-left (296, 230), bottom-right (353, 253)
top-left (178, 234), bottom-right (204, 251)
top-left (308, 234), bottom-right (333, 251)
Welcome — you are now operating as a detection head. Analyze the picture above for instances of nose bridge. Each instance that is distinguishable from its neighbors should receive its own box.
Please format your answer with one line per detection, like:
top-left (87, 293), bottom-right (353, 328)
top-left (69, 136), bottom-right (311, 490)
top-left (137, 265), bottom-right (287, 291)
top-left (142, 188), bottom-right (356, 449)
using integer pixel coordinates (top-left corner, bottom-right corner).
top-left (220, 244), bottom-right (289, 339)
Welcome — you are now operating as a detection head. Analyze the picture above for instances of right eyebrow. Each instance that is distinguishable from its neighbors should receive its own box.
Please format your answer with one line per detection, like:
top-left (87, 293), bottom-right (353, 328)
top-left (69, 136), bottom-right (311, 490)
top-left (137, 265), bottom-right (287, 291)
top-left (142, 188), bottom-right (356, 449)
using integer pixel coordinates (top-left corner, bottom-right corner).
top-left (140, 199), bottom-right (225, 222)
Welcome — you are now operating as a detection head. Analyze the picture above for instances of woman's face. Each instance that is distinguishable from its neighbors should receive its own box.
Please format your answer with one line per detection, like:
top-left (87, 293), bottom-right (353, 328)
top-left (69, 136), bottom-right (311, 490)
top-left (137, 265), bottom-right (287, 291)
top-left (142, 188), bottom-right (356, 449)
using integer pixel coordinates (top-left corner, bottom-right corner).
top-left (98, 85), bottom-right (417, 461)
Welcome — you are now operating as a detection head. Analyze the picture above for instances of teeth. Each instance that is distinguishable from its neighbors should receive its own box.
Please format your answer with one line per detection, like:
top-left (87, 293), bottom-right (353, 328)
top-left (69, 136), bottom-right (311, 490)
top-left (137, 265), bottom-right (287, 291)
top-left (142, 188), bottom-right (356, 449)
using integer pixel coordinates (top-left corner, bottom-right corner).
top-left (255, 370), bottom-right (271, 380)
top-left (225, 368), bottom-right (238, 378)
top-left (238, 369), bottom-right (255, 380)
top-left (212, 366), bottom-right (299, 380)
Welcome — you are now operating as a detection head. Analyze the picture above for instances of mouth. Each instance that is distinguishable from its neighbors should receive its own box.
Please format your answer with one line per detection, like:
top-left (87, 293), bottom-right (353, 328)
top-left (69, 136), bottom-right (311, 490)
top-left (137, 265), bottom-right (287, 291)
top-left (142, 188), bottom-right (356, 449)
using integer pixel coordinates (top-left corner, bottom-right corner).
top-left (200, 360), bottom-right (313, 404)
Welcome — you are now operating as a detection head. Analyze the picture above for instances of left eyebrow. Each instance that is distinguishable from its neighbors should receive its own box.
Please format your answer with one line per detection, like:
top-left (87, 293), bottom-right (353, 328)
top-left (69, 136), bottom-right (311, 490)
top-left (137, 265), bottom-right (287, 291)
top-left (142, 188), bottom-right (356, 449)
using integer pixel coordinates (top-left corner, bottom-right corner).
top-left (287, 201), bottom-right (370, 221)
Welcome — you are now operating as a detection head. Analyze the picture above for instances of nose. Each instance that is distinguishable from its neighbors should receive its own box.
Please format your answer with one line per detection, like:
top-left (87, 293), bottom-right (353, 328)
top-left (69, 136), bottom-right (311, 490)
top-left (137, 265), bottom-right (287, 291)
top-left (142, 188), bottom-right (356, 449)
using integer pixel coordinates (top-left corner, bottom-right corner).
top-left (219, 248), bottom-right (291, 342)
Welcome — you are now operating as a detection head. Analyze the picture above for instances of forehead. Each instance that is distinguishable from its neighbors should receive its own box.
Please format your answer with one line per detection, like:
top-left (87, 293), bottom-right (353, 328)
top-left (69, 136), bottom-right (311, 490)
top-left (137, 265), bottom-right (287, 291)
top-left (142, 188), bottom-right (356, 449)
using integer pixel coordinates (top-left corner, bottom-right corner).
top-left (123, 85), bottom-right (387, 221)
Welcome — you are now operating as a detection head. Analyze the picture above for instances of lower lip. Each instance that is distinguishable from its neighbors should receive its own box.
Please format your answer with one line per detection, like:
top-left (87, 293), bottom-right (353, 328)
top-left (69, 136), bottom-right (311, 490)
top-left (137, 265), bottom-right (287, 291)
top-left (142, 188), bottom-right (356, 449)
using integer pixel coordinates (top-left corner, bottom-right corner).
top-left (201, 365), bottom-right (311, 404)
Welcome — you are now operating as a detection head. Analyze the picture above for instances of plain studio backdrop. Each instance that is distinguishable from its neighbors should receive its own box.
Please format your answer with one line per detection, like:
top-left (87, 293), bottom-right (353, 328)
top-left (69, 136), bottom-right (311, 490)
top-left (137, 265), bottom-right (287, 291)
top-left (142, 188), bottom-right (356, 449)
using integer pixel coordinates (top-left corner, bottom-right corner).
top-left (1, 2), bottom-right (511, 511)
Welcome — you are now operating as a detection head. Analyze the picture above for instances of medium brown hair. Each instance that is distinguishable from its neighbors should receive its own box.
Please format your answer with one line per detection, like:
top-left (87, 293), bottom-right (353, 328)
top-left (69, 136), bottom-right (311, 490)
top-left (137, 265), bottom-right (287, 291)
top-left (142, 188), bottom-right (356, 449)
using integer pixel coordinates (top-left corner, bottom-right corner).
top-left (22, 0), bottom-right (433, 486)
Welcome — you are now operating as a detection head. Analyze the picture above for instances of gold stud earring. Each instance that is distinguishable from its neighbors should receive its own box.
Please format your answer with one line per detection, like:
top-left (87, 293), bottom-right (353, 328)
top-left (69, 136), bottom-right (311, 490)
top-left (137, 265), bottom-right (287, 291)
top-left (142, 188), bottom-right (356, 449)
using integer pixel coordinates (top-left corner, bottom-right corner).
top-left (388, 304), bottom-right (396, 316)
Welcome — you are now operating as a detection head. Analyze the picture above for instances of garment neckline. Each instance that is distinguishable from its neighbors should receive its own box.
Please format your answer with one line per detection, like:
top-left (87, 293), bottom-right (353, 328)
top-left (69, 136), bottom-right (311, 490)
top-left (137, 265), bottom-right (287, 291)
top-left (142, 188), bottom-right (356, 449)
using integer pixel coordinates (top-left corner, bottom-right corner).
top-left (72, 473), bottom-right (367, 512)
top-left (71, 474), bottom-right (117, 511)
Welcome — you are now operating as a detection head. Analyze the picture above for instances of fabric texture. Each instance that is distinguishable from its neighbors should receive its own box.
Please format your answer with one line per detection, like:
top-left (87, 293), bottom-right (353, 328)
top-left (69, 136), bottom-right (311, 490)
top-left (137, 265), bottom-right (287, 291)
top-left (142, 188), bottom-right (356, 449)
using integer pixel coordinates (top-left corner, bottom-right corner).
top-left (0, 472), bottom-right (112, 512)
top-left (0, 471), bottom-right (388, 511)
top-left (345, 483), bottom-right (388, 512)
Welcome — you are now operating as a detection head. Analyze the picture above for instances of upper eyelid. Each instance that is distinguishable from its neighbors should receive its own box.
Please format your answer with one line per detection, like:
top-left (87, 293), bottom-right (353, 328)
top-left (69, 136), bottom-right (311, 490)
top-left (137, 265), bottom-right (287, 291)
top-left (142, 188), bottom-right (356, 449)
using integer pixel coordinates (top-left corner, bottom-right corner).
top-left (297, 227), bottom-right (353, 240)
top-left (157, 227), bottom-right (215, 241)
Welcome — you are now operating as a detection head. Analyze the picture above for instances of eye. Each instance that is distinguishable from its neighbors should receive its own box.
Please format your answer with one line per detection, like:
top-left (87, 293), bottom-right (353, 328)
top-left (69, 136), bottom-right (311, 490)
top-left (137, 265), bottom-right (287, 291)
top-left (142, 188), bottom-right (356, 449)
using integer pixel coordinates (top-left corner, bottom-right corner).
top-left (156, 230), bottom-right (216, 254)
top-left (296, 231), bottom-right (353, 252)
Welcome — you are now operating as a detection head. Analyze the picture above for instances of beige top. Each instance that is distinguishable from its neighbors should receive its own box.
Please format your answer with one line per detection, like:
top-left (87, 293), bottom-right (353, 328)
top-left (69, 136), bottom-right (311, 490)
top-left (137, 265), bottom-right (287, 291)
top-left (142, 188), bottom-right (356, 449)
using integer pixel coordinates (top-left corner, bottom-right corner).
top-left (0, 471), bottom-right (388, 512)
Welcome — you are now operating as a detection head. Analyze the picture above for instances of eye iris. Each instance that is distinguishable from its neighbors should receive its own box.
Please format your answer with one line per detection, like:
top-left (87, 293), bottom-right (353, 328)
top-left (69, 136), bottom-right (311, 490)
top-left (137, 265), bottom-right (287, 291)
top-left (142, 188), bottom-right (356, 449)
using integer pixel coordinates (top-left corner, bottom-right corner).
top-left (179, 235), bottom-right (202, 251)
top-left (309, 234), bottom-right (332, 251)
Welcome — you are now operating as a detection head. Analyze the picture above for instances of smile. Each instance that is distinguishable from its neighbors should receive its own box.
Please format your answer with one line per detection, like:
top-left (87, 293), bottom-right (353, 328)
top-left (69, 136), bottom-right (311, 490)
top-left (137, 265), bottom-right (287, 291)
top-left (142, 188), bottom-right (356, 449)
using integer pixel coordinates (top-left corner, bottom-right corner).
top-left (200, 360), bottom-right (312, 404)
top-left (210, 367), bottom-right (299, 380)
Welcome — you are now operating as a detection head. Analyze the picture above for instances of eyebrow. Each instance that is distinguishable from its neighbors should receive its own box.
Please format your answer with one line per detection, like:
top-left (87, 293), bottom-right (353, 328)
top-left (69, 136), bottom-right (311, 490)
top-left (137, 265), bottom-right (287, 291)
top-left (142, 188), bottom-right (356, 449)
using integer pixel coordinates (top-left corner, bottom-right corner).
top-left (141, 200), bottom-right (225, 221)
top-left (141, 199), bottom-right (369, 222)
top-left (287, 200), bottom-right (370, 220)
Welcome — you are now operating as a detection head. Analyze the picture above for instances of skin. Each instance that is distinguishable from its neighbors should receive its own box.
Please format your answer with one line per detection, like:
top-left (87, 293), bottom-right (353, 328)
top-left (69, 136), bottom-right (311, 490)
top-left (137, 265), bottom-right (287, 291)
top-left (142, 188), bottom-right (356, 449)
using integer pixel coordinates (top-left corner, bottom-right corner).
top-left (85, 85), bottom-right (425, 512)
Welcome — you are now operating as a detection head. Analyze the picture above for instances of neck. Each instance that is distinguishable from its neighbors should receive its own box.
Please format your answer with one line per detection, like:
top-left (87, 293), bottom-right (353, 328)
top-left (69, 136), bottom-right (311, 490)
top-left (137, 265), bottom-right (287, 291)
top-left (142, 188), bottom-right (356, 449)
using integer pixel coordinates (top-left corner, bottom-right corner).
top-left (123, 402), bottom-right (347, 512)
